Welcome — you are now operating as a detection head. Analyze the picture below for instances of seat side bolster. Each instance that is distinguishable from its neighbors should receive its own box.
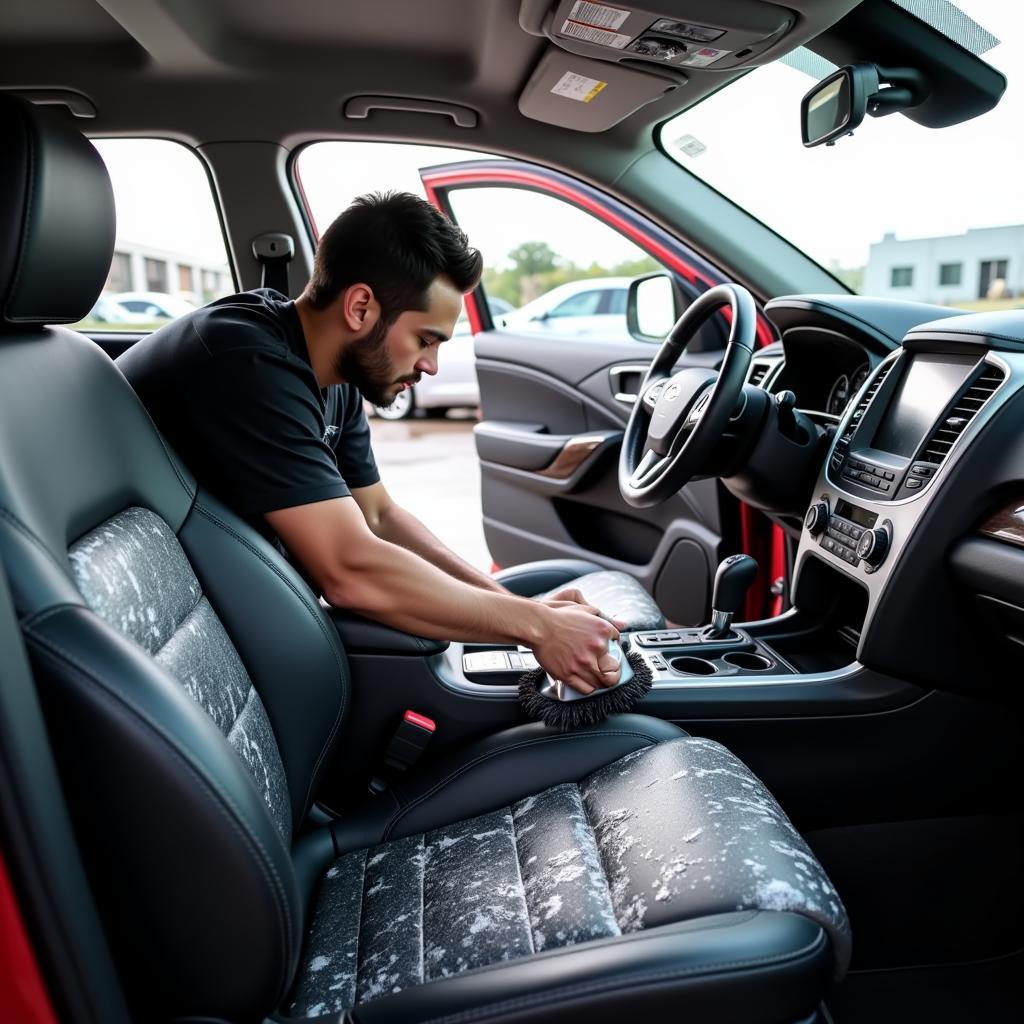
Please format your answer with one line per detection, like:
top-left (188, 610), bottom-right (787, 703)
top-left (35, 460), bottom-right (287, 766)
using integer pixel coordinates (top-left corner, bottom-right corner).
top-left (349, 911), bottom-right (829, 1024)
top-left (24, 605), bottom-right (301, 1020)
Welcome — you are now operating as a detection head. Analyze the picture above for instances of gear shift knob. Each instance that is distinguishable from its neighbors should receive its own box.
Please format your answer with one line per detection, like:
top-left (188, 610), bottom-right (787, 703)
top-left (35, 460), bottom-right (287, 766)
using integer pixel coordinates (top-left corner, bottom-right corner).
top-left (705, 554), bottom-right (759, 639)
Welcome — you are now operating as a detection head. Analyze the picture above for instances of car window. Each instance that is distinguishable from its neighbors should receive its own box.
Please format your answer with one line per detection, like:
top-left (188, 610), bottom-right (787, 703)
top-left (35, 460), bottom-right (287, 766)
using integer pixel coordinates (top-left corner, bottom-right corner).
top-left (549, 290), bottom-right (603, 317)
top-left (444, 187), bottom-right (663, 342)
top-left (69, 139), bottom-right (234, 331)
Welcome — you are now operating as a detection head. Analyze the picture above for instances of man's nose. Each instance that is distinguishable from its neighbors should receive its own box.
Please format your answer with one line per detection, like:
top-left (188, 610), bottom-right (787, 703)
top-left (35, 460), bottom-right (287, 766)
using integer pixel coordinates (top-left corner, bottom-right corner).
top-left (416, 350), bottom-right (439, 376)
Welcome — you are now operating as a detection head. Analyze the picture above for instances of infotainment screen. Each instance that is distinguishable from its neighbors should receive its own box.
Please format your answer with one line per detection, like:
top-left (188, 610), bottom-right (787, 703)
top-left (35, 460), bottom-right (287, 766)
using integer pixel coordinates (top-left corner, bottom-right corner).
top-left (871, 354), bottom-right (976, 458)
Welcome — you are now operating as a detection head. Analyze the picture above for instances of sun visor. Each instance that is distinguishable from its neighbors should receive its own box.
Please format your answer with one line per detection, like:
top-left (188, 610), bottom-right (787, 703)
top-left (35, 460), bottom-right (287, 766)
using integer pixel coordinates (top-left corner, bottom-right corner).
top-left (521, 0), bottom-right (796, 73)
top-left (518, 47), bottom-right (681, 131)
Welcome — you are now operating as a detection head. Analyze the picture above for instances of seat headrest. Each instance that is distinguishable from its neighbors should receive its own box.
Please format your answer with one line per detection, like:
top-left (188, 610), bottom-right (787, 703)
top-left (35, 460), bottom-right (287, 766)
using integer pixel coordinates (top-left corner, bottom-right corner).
top-left (0, 93), bottom-right (115, 329)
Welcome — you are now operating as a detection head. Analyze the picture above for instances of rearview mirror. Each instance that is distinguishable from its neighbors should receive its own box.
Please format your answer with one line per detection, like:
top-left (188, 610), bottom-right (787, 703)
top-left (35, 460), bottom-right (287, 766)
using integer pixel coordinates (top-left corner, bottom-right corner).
top-left (626, 273), bottom-right (681, 342)
top-left (801, 63), bottom-right (928, 148)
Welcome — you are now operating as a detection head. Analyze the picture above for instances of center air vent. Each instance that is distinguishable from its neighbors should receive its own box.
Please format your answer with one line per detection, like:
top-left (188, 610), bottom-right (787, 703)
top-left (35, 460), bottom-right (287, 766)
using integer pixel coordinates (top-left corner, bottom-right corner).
top-left (840, 361), bottom-right (893, 444)
top-left (919, 364), bottom-right (1006, 465)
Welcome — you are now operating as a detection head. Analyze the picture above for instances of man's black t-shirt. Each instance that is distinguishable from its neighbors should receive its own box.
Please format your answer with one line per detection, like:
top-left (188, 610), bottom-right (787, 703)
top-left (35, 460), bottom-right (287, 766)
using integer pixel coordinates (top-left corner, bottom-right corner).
top-left (117, 289), bottom-right (379, 535)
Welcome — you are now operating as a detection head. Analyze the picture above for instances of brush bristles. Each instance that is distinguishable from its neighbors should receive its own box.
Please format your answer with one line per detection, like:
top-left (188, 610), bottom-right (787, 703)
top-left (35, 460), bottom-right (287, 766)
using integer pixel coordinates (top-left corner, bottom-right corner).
top-left (518, 645), bottom-right (654, 730)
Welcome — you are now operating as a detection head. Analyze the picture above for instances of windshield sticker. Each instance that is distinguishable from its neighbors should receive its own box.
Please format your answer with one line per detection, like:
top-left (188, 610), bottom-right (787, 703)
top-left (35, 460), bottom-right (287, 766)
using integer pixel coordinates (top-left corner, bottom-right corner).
top-left (679, 45), bottom-right (731, 67)
top-left (551, 71), bottom-right (608, 103)
top-left (649, 18), bottom-right (725, 43)
top-left (673, 134), bottom-right (707, 158)
top-left (567, 1), bottom-right (630, 31)
top-left (560, 19), bottom-right (630, 48)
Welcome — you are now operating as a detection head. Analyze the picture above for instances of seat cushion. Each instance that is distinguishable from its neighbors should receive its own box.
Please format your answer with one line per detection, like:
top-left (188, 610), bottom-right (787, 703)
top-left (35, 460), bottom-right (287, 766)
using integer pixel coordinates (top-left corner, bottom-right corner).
top-left (287, 736), bottom-right (849, 1019)
top-left (537, 569), bottom-right (666, 632)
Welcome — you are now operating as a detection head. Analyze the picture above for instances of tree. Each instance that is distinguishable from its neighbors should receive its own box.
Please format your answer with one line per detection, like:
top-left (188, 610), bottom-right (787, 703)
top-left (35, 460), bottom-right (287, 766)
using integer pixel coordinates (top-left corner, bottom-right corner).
top-left (507, 240), bottom-right (559, 277)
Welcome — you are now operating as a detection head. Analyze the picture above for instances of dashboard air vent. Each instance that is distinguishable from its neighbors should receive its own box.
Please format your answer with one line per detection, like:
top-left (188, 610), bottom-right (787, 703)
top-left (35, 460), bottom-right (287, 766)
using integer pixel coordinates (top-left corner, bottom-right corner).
top-left (748, 362), bottom-right (772, 388)
top-left (841, 361), bottom-right (892, 443)
top-left (920, 364), bottom-right (1006, 465)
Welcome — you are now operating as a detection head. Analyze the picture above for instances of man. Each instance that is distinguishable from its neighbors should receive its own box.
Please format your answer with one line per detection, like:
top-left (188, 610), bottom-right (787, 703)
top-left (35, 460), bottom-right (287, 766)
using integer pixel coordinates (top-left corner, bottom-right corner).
top-left (119, 191), bottom-right (621, 694)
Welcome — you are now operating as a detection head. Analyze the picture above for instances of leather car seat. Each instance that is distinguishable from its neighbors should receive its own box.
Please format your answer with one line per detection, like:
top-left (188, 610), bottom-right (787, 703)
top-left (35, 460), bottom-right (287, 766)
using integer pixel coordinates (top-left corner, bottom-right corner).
top-left (495, 558), bottom-right (667, 631)
top-left (0, 94), bottom-right (848, 1023)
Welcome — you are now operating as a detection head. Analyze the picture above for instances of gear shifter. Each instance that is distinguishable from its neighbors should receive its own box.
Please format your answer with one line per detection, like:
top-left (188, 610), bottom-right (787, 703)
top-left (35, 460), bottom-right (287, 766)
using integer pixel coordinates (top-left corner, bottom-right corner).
top-left (702, 554), bottom-right (758, 640)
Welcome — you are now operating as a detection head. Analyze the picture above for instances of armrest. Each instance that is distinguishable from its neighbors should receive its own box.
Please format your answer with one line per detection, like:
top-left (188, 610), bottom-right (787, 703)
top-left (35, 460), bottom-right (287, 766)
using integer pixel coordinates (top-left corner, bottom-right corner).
top-left (327, 607), bottom-right (449, 657)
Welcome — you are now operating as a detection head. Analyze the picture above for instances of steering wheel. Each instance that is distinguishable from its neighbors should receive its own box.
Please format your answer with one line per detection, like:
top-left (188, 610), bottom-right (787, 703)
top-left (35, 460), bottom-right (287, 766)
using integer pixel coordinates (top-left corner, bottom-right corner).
top-left (618, 283), bottom-right (757, 509)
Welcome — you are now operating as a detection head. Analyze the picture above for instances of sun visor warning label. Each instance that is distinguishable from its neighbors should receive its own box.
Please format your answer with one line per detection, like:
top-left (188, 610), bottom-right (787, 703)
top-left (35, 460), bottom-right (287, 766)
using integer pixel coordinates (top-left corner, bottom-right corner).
top-left (560, 19), bottom-right (630, 48)
top-left (551, 71), bottom-right (608, 103)
top-left (567, 2), bottom-right (629, 30)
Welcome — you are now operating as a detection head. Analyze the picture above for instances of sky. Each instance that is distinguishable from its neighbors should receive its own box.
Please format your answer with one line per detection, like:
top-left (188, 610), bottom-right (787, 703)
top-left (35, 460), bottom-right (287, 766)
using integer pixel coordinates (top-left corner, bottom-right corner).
top-left (94, 0), bottom-right (1021, 280)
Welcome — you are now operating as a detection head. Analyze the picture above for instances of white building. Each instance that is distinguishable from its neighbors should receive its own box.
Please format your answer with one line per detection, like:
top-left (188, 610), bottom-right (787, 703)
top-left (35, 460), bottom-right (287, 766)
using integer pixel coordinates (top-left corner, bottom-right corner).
top-left (863, 225), bottom-right (1024, 305)
top-left (103, 239), bottom-right (233, 303)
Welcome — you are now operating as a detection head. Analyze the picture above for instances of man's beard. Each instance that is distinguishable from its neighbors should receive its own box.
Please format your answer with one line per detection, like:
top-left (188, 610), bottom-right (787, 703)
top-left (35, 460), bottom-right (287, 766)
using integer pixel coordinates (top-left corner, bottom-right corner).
top-left (334, 318), bottom-right (418, 407)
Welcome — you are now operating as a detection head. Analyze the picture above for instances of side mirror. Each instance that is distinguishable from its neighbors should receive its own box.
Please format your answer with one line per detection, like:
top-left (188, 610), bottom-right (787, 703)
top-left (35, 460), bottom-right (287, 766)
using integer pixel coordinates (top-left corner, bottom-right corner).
top-left (626, 273), bottom-right (681, 342)
top-left (801, 63), bottom-right (928, 148)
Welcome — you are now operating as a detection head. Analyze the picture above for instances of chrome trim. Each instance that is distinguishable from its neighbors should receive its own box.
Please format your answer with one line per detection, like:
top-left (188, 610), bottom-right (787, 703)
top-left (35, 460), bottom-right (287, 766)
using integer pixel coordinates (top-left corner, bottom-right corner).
top-left (609, 363), bottom-right (651, 405)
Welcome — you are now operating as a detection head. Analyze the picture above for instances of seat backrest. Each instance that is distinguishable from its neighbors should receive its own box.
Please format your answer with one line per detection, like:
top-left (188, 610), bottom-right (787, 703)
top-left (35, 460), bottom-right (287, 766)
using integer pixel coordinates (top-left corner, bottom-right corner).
top-left (0, 94), bottom-right (350, 1019)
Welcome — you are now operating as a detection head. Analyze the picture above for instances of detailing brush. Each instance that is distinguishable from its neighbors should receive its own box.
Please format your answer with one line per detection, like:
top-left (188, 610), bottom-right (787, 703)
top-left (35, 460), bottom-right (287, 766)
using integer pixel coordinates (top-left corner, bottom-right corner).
top-left (518, 637), bottom-right (653, 730)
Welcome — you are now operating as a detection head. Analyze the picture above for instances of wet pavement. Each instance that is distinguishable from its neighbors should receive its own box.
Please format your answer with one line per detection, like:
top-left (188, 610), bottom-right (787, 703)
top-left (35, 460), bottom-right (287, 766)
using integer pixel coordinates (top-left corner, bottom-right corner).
top-left (367, 410), bottom-right (492, 571)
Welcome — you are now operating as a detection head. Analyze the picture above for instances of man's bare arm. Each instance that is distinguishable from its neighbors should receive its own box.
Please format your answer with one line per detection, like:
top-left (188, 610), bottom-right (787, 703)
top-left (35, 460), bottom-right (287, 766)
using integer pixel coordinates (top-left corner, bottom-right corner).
top-left (265, 497), bottom-right (621, 693)
top-left (351, 481), bottom-right (505, 593)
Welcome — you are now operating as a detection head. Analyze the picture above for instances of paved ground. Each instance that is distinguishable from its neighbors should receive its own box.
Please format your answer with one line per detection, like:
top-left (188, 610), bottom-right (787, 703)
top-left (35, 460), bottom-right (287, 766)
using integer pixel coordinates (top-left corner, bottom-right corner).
top-left (367, 410), bottom-right (492, 571)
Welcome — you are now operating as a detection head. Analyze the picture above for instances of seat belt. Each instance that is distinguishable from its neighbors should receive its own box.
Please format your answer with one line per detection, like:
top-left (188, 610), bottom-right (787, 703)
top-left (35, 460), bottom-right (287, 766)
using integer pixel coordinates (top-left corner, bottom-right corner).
top-left (251, 232), bottom-right (296, 295)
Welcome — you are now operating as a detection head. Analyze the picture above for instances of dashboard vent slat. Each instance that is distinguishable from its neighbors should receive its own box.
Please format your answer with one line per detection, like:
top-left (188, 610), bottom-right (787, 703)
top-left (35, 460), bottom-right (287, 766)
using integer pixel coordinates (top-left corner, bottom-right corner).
top-left (920, 365), bottom-right (1005, 465)
top-left (840, 361), bottom-right (892, 443)
top-left (748, 361), bottom-right (776, 388)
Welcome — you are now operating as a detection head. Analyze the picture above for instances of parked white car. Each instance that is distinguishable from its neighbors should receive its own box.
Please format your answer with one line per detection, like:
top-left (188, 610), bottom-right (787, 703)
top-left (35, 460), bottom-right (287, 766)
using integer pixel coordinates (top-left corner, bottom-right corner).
top-left (372, 296), bottom-right (513, 421)
top-left (496, 277), bottom-right (631, 339)
top-left (112, 291), bottom-right (198, 320)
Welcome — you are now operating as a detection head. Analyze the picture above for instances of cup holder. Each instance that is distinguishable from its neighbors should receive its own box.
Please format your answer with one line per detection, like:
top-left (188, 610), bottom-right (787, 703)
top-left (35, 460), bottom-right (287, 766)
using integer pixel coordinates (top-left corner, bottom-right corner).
top-left (669, 656), bottom-right (717, 676)
top-left (722, 651), bottom-right (773, 672)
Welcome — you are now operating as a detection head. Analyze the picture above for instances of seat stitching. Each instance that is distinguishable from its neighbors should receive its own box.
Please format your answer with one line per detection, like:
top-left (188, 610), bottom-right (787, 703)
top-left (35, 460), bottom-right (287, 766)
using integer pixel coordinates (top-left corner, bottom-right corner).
top-left (383, 732), bottom-right (661, 840)
top-left (151, 588), bottom-right (206, 661)
top-left (417, 929), bottom-right (827, 1024)
top-left (506, 805), bottom-right (535, 956)
top-left (416, 833), bottom-right (426, 986)
top-left (574, 782), bottom-right (619, 929)
top-left (192, 502), bottom-right (347, 814)
top-left (351, 846), bottom-right (370, 1004)
top-left (24, 628), bottom-right (296, 1000)
top-left (225, 684), bottom-right (258, 741)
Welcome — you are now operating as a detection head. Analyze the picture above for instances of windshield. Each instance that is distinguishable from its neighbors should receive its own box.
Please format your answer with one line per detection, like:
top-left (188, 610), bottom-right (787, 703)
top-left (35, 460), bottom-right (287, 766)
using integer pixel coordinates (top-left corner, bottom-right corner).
top-left (660, 0), bottom-right (1022, 306)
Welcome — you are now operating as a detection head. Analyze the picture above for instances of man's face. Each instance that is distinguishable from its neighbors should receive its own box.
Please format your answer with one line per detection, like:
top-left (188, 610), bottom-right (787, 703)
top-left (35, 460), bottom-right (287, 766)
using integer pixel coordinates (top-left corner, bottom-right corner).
top-left (335, 277), bottom-right (463, 408)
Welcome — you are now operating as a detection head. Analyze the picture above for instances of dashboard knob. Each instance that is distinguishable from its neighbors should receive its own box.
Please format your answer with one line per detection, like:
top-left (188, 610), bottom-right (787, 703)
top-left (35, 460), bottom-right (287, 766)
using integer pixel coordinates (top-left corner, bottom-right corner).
top-left (804, 501), bottom-right (829, 536)
top-left (856, 526), bottom-right (890, 568)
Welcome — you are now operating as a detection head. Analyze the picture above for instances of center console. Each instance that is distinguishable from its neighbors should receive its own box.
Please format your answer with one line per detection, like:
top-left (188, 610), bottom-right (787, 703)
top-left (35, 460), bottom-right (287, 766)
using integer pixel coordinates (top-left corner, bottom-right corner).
top-left (793, 322), bottom-right (1020, 650)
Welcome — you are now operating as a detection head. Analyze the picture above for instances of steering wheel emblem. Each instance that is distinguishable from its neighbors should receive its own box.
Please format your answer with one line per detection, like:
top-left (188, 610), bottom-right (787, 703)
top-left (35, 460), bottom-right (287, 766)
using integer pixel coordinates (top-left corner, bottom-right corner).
top-left (664, 383), bottom-right (681, 402)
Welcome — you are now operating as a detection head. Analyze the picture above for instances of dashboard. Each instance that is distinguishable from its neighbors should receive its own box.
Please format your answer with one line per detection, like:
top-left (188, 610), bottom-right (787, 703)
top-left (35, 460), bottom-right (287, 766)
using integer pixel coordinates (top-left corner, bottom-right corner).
top-left (747, 294), bottom-right (1024, 697)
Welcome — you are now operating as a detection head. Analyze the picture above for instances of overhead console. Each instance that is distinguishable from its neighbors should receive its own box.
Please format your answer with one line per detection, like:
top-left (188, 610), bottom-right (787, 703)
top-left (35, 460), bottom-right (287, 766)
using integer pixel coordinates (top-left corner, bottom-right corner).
top-left (515, 0), bottom-right (862, 130)
top-left (792, 310), bottom-right (1024, 689)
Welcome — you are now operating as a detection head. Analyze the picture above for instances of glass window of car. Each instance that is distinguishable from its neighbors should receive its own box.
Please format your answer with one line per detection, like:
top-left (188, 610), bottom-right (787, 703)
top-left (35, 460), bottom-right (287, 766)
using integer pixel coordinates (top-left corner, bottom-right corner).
top-left (72, 139), bottom-right (234, 331)
top-left (659, 1), bottom-right (1022, 309)
top-left (549, 290), bottom-right (604, 317)
top-left (444, 187), bottom-right (663, 343)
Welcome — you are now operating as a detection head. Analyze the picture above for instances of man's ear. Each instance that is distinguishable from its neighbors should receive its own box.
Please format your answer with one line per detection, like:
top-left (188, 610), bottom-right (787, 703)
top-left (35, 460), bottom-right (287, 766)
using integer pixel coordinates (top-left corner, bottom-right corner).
top-left (341, 283), bottom-right (380, 333)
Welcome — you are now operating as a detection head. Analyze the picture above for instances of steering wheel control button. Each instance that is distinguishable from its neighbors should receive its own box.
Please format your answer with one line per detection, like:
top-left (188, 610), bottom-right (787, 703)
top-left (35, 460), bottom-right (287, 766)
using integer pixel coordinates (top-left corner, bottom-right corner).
top-left (805, 501), bottom-right (829, 535)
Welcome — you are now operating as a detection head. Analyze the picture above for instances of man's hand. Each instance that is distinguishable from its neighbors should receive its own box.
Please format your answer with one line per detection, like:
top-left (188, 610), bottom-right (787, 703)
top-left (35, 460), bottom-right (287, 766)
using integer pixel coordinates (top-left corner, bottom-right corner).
top-left (532, 603), bottom-right (624, 695)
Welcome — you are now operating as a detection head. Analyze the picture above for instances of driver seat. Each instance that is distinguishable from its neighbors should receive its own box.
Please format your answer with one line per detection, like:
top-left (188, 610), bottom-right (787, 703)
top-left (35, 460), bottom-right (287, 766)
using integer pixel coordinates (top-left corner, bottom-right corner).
top-left (0, 95), bottom-right (848, 1023)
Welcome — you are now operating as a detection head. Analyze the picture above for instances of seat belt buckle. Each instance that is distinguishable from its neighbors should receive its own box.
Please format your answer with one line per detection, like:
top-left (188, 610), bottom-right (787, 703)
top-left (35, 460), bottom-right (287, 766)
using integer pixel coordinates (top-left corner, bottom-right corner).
top-left (368, 710), bottom-right (436, 796)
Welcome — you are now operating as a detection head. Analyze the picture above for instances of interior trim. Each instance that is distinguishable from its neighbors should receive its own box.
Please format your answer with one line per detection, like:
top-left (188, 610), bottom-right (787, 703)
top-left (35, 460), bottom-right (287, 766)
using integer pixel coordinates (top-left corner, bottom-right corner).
top-left (537, 434), bottom-right (608, 479)
top-left (978, 498), bottom-right (1024, 549)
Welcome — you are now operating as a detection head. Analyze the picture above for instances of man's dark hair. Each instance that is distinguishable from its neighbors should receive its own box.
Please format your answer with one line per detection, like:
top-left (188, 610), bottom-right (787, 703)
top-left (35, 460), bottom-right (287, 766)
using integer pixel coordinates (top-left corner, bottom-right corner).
top-left (304, 191), bottom-right (483, 322)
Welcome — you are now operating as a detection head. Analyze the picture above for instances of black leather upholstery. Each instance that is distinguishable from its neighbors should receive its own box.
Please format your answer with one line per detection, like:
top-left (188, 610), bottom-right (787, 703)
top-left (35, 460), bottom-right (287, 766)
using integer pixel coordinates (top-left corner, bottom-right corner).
top-left (0, 95), bottom-right (847, 1023)
top-left (0, 93), bottom-right (115, 327)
